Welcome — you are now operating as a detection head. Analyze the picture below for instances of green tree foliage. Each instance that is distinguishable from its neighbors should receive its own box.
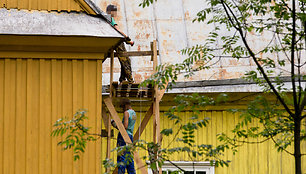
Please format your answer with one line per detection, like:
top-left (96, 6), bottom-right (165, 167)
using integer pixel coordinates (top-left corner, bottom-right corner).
top-left (159, 94), bottom-right (231, 167)
top-left (51, 110), bottom-right (98, 161)
top-left (52, 98), bottom-right (231, 173)
top-left (140, 0), bottom-right (305, 174)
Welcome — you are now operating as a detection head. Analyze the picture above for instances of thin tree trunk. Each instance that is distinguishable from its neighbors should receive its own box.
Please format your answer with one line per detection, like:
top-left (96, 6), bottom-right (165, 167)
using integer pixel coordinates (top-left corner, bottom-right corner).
top-left (294, 116), bottom-right (301, 174)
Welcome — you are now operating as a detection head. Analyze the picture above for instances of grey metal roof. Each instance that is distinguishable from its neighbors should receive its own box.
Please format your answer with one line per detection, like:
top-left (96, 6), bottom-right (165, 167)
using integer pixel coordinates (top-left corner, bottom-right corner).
top-left (0, 8), bottom-right (123, 38)
top-left (102, 76), bottom-right (305, 94)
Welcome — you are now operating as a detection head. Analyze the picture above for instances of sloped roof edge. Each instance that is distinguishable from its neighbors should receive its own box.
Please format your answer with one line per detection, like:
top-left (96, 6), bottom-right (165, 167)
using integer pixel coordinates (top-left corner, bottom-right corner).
top-left (75, 0), bottom-right (111, 23)
top-left (75, 0), bottom-right (124, 39)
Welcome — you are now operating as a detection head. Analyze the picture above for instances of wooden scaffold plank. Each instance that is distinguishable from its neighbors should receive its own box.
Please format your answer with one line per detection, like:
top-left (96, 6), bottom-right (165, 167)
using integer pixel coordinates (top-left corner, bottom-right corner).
top-left (115, 50), bottom-right (160, 57)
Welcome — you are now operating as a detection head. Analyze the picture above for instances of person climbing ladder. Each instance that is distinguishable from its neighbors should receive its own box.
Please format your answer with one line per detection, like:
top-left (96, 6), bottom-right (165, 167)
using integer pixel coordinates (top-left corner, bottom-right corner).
top-left (106, 4), bottom-right (134, 83)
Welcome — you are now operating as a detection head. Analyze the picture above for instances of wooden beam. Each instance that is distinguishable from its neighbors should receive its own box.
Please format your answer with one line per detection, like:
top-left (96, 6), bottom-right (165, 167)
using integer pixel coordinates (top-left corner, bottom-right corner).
top-left (110, 50), bottom-right (114, 98)
top-left (157, 82), bottom-right (168, 102)
top-left (104, 98), bottom-right (148, 174)
top-left (151, 40), bottom-right (158, 64)
top-left (133, 105), bottom-right (153, 141)
top-left (107, 49), bottom-right (114, 173)
top-left (106, 115), bottom-right (111, 173)
top-left (114, 50), bottom-right (159, 57)
top-left (152, 40), bottom-right (159, 143)
top-left (101, 106), bottom-right (109, 129)
top-left (104, 98), bottom-right (132, 143)
top-left (152, 40), bottom-right (163, 174)
top-left (154, 99), bottom-right (160, 144)
top-left (134, 151), bottom-right (147, 174)
top-left (133, 82), bottom-right (168, 142)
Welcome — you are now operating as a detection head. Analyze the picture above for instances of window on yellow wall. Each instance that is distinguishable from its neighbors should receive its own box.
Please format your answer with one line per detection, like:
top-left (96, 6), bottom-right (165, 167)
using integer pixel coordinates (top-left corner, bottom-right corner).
top-left (162, 170), bottom-right (207, 174)
top-left (148, 161), bottom-right (215, 174)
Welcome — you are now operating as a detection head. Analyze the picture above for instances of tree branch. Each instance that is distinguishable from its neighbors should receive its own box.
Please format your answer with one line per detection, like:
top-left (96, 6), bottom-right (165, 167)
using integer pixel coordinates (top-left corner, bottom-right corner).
top-left (262, 123), bottom-right (294, 156)
top-left (221, 0), bottom-right (294, 117)
top-left (291, 0), bottom-right (298, 118)
top-left (270, 135), bottom-right (294, 156)
top-left (276, 32), bottom-right (292, 62)
top-left (297, 46), bottom-right (302, 108)
top-left (234, 137), bottom-right (271, 144)
top-left (76, 123), bottom-right (102, 137)
top-left (165, 126), bottom-right (182, 149)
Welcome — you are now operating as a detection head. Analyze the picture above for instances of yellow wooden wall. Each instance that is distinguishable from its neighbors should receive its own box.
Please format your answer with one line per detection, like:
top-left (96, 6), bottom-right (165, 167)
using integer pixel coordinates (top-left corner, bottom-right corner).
top-left (0, 58), bottom-right (102, 174)
top-left (0, 0), bottom-right (82, 11)
top-left (101, 108), bottom-right (306, 174)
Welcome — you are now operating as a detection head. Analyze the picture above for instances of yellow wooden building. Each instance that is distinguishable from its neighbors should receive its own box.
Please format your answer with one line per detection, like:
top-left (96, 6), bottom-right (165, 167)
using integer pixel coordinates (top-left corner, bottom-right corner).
top-left (102, 90), bottom-right (306, 174)
top-left (0, 0), bottom-right (124, 173)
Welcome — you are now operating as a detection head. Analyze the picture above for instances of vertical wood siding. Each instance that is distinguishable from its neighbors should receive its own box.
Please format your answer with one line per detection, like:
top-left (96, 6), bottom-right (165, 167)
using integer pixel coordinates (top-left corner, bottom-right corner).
top-left (0, 58), bottom-right (102, 174)
top-left (101, 109), bottom-right (305, 174)
top-left (0, 0), bottom-right (82, 12)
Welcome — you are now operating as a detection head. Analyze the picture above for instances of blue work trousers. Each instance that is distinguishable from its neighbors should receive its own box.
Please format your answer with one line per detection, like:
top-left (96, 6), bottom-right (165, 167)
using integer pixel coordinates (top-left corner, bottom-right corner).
top-left (117, 133), bottom-right (136, 174)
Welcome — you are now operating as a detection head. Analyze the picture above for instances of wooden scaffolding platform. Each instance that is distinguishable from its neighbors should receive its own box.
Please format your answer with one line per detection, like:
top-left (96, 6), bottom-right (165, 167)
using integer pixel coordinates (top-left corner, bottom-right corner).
top-left (102, 40), bottom-right (165, 174)
top-left (106, 82), bottom-right (154, 98)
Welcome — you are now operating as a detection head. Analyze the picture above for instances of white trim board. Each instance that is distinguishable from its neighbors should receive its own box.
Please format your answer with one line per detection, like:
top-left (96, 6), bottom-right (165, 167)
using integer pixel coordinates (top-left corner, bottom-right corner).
top-left (147, 161), bottom-right (215, 174)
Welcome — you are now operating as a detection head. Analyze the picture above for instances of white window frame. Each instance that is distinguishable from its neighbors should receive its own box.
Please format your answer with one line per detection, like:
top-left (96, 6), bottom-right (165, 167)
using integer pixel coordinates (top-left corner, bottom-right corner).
top-left (148, 161), bottom-right (215, 174)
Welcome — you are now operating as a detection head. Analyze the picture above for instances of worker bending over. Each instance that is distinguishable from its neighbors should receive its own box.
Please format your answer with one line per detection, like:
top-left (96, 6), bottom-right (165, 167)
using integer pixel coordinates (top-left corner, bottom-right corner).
top-left (111, 98), bottom-right (136, 174)
top-left (106, 4), bottom-right (134, 83)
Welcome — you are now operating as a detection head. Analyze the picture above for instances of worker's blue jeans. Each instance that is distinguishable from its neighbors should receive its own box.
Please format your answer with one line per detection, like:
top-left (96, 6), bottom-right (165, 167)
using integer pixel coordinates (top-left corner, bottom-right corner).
top-left (117, 133), bottom-right (136, 174)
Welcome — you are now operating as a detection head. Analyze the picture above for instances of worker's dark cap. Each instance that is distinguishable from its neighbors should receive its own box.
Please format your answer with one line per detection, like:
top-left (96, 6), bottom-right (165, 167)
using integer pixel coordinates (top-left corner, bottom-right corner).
top-left (106, 4), bottom-right (117, 12)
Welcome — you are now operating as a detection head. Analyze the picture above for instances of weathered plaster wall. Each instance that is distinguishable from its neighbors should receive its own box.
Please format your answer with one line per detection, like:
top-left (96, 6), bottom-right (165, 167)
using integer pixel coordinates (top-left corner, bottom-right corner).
top-left (93, 0), bottom-right (305, 85)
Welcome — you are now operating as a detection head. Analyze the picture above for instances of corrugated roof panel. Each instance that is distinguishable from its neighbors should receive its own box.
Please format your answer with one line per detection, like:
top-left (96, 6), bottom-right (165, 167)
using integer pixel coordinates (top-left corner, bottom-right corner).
top-left (0, 0), bottom-right (83, 11)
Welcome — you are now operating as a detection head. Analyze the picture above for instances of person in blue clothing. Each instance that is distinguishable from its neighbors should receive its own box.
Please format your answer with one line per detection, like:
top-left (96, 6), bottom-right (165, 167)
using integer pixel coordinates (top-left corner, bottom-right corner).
top-left (111, 98), bottom-right (136, 174)
top-left (106, 4), bottom-right (134, 83)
